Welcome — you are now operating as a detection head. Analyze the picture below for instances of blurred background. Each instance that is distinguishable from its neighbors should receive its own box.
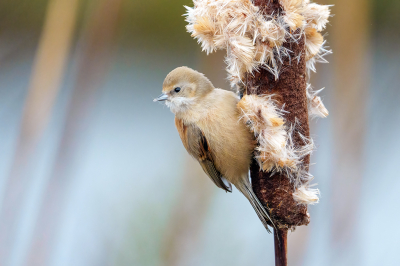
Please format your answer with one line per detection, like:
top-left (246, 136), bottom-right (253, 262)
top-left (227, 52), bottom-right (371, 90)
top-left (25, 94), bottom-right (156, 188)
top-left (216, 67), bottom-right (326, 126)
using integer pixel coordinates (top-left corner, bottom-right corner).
top-left (0, 0), bottom-right (399, 265)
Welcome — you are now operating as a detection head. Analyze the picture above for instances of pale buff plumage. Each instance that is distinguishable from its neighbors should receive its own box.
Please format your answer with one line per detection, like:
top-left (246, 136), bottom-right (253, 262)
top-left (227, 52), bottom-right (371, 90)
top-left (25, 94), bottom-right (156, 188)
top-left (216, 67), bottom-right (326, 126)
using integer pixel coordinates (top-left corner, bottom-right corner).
top-left (155, 66), bottom-right (273, 231)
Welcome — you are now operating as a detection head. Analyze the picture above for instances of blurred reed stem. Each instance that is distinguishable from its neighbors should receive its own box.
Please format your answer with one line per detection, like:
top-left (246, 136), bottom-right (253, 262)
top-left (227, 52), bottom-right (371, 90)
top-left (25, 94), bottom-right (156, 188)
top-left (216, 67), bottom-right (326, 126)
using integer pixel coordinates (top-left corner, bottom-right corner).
top-left (161, 157), bottom-right (214, 266)
top-left (25, 0), bottom-right (122, 264)
top-left (0, 0), bottom-right (79, 264)
top-left (330, 0), bottom-right (370, 263)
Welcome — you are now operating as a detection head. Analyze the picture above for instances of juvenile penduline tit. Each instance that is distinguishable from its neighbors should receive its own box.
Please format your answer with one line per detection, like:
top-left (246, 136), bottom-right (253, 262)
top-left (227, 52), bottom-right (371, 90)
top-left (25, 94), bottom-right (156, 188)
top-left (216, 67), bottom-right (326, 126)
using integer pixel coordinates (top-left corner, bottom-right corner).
top-left (154, 66), bottom-right (273, 231)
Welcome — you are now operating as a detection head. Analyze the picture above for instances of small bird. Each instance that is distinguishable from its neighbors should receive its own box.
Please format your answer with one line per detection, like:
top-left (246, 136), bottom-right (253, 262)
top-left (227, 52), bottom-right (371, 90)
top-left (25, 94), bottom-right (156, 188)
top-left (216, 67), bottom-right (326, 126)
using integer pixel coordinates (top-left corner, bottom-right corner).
top-left (154, 66), bottom-right (272, 231)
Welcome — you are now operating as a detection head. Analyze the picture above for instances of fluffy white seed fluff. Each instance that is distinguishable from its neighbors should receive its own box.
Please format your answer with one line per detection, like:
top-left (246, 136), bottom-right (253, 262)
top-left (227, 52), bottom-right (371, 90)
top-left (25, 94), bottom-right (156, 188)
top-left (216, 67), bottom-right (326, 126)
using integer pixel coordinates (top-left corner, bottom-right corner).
top-left (306, 84), bottom-right (329, 118)
top-left (280, 0), bottom-right (305, 30)
top-left (238, 95), bottom-right (314, 172)
top-left (238, 94), bottom-right (319, 204)
top-left (237, 95), bottom-right (287, 170)
top-left (185, 0), bottom-right (331, 85)
top-left (185, 0), bottom-right (331, 206)
top-left (303, 3), bottom-right (331, 32)
top-left (228, 36), bottom-right (257, 73)
top-left (305, 27), bottom-right (323, 60)
top-left (293, 184), bottom-right (320, 204)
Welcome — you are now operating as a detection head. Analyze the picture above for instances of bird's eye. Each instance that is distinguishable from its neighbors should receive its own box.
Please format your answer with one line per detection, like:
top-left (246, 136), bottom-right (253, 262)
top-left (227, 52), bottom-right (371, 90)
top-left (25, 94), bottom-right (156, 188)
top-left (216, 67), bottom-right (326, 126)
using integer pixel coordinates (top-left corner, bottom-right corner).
top-left (174, 87), bottom-right (181, 93)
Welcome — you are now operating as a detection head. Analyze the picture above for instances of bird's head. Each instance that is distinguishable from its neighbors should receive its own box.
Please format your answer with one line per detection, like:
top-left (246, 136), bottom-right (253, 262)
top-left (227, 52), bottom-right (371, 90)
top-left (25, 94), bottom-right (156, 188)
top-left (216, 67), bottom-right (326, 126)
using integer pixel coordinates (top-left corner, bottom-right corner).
top-left (153, 66), bottom-right (214, 114)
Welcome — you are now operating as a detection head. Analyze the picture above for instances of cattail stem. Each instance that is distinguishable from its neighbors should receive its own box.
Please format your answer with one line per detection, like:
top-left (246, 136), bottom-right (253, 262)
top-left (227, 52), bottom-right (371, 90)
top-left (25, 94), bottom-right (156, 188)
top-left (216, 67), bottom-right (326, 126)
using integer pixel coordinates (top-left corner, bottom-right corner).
top-left (184, 0), bottom-right (330, 264)
top-left (274, 228), bottom-right (288, 266)
top-left (247, 0), bottom-right (310, 229)
top-left (246, 0), bottom-right (310, 265)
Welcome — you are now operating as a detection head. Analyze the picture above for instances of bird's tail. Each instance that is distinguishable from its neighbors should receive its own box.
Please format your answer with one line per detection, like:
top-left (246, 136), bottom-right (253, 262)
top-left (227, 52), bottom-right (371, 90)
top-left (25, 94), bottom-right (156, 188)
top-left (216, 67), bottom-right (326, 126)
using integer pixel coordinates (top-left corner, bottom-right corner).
top-left (235, 177), bottom-right (274, 233)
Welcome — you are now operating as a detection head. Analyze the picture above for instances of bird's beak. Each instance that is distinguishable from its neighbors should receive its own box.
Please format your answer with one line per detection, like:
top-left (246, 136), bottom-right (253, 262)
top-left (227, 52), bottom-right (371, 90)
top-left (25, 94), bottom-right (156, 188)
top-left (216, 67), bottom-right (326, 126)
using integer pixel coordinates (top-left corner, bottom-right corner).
top-left (153, 93), bottom-right (168, 102)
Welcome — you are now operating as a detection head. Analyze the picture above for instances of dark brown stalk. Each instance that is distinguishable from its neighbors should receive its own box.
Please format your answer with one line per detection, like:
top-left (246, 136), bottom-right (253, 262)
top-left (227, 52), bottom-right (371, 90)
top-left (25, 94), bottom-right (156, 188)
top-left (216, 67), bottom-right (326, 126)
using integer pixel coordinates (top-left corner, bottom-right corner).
top-left (274, 228), bottom-right (288, 266)
top-left (245, 0), bottom-right (310, 265)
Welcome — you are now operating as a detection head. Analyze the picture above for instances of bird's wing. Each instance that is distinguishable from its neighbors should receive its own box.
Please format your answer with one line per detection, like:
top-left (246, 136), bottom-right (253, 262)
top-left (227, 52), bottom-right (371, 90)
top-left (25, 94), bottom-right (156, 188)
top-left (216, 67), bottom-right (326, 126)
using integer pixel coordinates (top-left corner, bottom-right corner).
top-left (175, 118), bottom-right (232, 192)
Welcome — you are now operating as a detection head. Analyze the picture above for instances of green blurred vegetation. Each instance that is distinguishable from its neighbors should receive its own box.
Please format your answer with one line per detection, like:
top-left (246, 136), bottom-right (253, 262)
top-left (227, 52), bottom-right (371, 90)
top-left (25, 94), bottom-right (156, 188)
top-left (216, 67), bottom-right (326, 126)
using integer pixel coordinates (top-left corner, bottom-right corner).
top-left (2, 0), bottom-right (400, 31)
top-left (0, 0), bottom-right (48, 31)
top-left (118, 0), bottom-right (197, 51)
top-left (372, 0), bottom-right (400, 32)
top-left (2, 0), bottom-right (399, 49)
top-left (0, 0), bottom-right (196, 50)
